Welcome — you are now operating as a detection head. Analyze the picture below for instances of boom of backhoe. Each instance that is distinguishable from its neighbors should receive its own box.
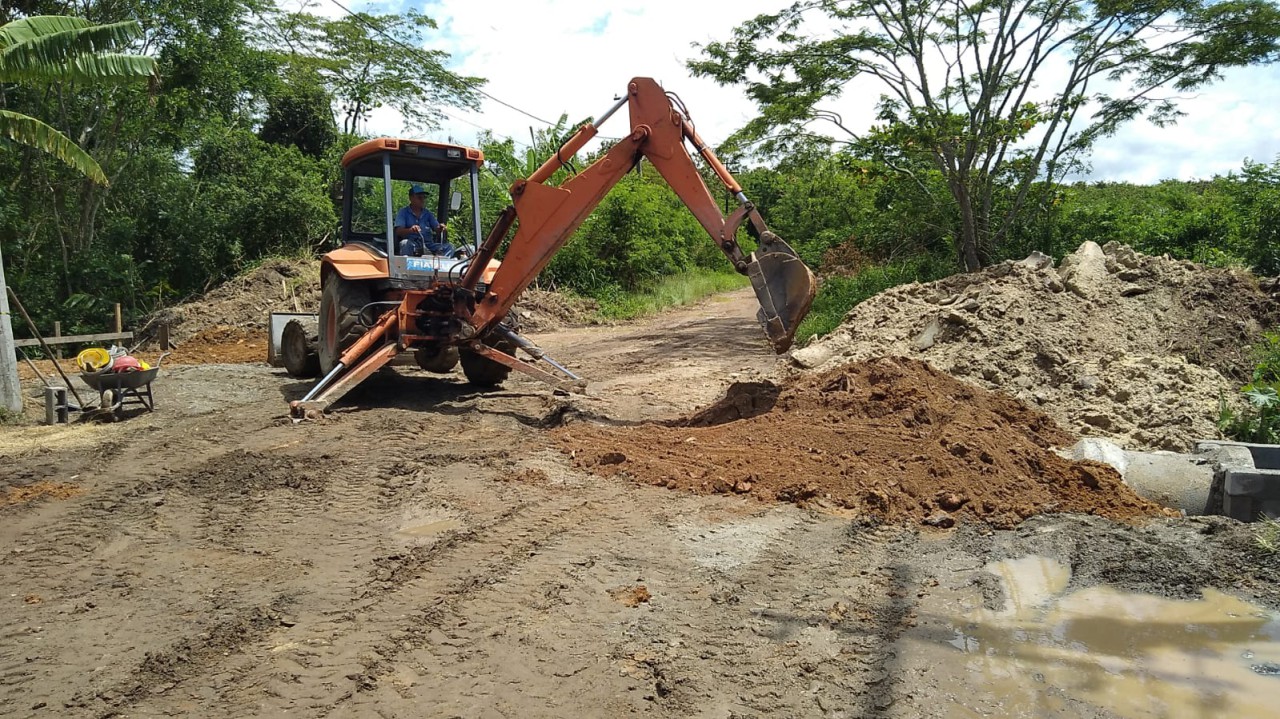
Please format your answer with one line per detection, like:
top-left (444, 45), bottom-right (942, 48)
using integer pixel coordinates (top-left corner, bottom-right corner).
top-left (290, 78), bottom-right (815, 418)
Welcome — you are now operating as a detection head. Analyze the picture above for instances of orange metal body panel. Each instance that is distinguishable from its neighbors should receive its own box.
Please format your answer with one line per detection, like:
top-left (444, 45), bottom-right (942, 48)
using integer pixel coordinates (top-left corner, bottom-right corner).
top-left (323, 245), bottom-right (389, 281)
top-left (341, 137), bottom-right (484, 168)
top-left (322, 247), bottom-right (498, 286)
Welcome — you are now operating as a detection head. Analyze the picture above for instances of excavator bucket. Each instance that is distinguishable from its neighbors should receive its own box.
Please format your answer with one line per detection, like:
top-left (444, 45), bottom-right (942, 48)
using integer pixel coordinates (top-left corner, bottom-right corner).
top-left (747, 240), bottom-right (817, 353)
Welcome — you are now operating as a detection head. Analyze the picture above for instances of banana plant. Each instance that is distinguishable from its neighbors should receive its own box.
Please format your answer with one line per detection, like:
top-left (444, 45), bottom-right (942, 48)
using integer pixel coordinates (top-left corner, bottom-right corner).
top-left (0, 15), bottom-right (156, 185)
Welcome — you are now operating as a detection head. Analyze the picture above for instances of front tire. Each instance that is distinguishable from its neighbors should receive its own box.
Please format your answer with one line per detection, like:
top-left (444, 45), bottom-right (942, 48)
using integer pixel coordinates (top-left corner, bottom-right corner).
top-left (318, 274), bottom-right (372, 374)
top-left (460, 313), bottom-right (521, 388)
top-left (415, 345), bottom-right (460, 373)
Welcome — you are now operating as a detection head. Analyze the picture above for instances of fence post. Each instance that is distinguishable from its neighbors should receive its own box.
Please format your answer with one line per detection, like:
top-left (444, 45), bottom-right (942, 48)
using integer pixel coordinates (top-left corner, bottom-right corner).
top-left (158, 323), bottom-right (170, 351)
top-left (53, 321), bottom-right (62, 360)
top-left (113, 303), bottom-right (122, 334)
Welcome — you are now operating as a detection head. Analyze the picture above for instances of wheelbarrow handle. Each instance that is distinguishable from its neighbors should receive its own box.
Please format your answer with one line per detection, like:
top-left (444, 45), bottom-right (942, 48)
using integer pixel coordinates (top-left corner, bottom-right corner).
top-left (154, 351), bottom-right (172, 370)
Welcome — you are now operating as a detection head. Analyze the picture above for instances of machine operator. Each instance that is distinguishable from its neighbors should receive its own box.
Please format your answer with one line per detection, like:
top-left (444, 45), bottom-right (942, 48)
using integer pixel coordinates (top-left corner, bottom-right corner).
top-left (395, 184), bottom-right (454, 257)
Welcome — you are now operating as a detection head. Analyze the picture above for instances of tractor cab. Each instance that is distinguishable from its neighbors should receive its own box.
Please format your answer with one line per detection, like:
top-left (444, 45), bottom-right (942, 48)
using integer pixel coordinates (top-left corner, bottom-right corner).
top-left (335, 138), bottom-right (487, 287)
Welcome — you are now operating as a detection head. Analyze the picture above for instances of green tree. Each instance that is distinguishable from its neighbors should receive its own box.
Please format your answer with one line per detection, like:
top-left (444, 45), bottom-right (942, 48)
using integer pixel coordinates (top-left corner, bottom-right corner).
top-left (0, 15), bottom-right (156, 183)
top-left (259, 68), bottom-right (338, 158)
top-left (275, 9), bottom-right (482, 135)
top-left (691, 0), bottom-right (1280, 271)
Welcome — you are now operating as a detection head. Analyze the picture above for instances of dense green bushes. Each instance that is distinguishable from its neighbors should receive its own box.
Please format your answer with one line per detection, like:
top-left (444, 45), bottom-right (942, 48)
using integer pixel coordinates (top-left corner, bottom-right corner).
top-left (745, 153), bottom-right (1280, 344)
top-left (0, 0), bottom-right (469, 336)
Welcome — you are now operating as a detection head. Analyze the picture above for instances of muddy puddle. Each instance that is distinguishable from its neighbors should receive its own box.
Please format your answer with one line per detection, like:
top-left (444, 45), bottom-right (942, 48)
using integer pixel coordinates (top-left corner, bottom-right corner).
top-left (912, 556), bottom-right (1280, 717)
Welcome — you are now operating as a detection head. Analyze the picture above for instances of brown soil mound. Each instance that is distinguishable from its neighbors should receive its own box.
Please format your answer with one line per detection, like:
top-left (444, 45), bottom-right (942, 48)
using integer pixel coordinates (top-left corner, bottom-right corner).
top-left (556, 358), bottom-right (1171, 529)
top-left (793, 242), bottom-right (1280, 451)
top-left (151, 258), bottom-right (321, 344)
top-left (164, 327), bottom-right (267, 365)
top-left (517, 288), bottom-right (600, 332)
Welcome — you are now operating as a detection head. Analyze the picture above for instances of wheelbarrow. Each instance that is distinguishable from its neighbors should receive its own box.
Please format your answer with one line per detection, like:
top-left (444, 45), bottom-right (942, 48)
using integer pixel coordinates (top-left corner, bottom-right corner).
top-left (80, 352), bottom-right (171, 420)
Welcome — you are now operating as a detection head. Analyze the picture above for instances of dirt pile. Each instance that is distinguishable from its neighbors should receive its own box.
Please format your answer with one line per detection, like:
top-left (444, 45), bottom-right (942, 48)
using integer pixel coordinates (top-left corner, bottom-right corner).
top-left (151, 258), bottom-right (321, 345)
top-left (792, 242), bottom-right (1280, 451)
top-left (2, 481), bottom-right (85, 507)
top-left (163, 327), bottom-right (268, 365)
top-left (516, 288), bottom-right (600, 332)
top-left (557, 358), bottom-right (1170, 528)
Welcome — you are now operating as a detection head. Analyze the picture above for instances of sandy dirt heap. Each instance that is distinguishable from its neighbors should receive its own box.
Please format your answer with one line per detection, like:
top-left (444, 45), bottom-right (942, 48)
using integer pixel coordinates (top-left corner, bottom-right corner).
top-left (792, 242), bottom-right (1280, 451)
top-left (557, 357), bottom-right (1169, 529)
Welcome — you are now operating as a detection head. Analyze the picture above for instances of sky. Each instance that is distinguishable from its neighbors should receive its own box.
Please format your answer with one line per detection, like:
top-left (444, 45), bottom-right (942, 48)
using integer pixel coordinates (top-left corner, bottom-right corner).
top-left (297, 0), bottom-right (1280, 184)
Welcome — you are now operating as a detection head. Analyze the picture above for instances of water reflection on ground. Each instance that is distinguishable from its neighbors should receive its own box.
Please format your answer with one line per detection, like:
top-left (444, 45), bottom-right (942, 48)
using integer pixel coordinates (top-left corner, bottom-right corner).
top-left (911, 555), bottom-right (1280, 718)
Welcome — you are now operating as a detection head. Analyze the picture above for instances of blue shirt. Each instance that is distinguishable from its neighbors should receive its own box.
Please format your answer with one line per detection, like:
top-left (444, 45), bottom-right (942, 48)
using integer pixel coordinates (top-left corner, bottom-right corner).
top-left (395, 205), bottom-right (439, 238)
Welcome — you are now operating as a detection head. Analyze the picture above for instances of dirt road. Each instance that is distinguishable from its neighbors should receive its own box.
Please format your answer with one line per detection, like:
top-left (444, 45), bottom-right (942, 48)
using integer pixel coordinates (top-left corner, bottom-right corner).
top-left (3, 289), bottom-right (1279, 718)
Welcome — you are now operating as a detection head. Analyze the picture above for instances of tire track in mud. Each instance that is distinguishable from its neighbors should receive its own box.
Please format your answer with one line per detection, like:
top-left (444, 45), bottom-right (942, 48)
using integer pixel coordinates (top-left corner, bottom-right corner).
top-left (79, 434), bottom-right (423, 717)
top-left (0, 430), bottom-right (264, 717)
top-left (130, 485), bottom-right (608, 718)
top-left (0, 416), bottom-right (369, 718)
top-left (88, 420), bottom-right (555, 717)
top-left (318, 495), bottom-right (604, 716)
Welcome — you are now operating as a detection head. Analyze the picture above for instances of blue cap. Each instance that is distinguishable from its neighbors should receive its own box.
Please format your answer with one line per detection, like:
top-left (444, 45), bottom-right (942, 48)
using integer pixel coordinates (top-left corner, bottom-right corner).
top-left (408, 184), bottom-right (428, 195)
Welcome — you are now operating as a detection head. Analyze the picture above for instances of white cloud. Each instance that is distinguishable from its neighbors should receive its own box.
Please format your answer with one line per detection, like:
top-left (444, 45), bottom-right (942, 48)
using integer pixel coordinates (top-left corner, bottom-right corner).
top-left (308, 0), bottom-right (1280, 182)
top-left (1084, 65), bottom-right (1280, 183)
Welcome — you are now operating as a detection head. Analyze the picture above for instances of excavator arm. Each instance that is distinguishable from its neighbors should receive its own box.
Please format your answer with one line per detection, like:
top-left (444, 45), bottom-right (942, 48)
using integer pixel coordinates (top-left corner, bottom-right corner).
top-left (461, 77), bottom-right (815, 353)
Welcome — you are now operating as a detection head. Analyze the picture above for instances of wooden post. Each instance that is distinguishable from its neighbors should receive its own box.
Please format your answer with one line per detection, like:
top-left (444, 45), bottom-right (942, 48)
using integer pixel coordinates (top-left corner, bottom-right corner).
top-left (158, 323), bottom-right (170, 351)
top-left (113, 303), bottom-right (123, 334)
top-left (53, 321), bottom-right (62, 360)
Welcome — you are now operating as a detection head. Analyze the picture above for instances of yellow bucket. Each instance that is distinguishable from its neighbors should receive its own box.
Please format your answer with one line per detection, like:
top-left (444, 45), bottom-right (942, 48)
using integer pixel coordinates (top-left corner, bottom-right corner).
top-left (76, 347), bottom-right (113, 372)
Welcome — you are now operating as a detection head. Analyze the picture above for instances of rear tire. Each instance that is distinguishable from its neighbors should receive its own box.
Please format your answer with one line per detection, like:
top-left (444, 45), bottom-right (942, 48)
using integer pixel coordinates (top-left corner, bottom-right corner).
top-left (318, 274), bottom-right (372, 374)
top-left (460, 313), bottom-right (520, 388)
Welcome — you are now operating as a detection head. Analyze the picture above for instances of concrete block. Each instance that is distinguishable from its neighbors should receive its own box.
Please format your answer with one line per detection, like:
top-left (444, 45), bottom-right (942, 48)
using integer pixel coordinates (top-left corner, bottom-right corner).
top-left (1069, 438), bottom-right (1129, 476)
top-left (1193, 440), bottom-right (1280, 522)
top-left (1221, 470), bottom-right (1280, 521)
top-left (43, 386), bottom-right (69, 425)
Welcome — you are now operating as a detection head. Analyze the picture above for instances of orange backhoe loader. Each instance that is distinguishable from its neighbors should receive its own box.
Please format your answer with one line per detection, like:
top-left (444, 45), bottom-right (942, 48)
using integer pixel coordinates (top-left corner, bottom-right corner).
top-left (284, 78), bottom-right (816, 418)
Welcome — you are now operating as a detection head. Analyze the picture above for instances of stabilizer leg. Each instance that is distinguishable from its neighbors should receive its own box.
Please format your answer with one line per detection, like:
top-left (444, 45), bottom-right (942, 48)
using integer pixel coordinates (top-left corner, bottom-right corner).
top-left (290, 343), bottom-right (399, 419)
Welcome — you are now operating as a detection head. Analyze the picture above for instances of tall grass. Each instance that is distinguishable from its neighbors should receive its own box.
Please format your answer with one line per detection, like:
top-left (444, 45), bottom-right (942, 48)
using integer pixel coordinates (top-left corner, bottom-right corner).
top-left (1256, 516), bottom-right (1280, 554)
top-left (593, 271), bottom-right (751, 320)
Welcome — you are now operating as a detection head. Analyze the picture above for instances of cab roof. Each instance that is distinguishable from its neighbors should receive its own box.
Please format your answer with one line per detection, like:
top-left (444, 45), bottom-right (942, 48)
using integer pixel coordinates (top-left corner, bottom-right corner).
top-left (341, 138), bottom-right (485, 182)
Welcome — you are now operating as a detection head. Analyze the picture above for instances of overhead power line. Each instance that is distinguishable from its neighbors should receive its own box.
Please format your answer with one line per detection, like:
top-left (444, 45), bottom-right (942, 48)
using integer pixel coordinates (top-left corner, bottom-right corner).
top-left (439, 108), bottom-right (531, 149)
top-left (323, 0), bottom-right (558, 127)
